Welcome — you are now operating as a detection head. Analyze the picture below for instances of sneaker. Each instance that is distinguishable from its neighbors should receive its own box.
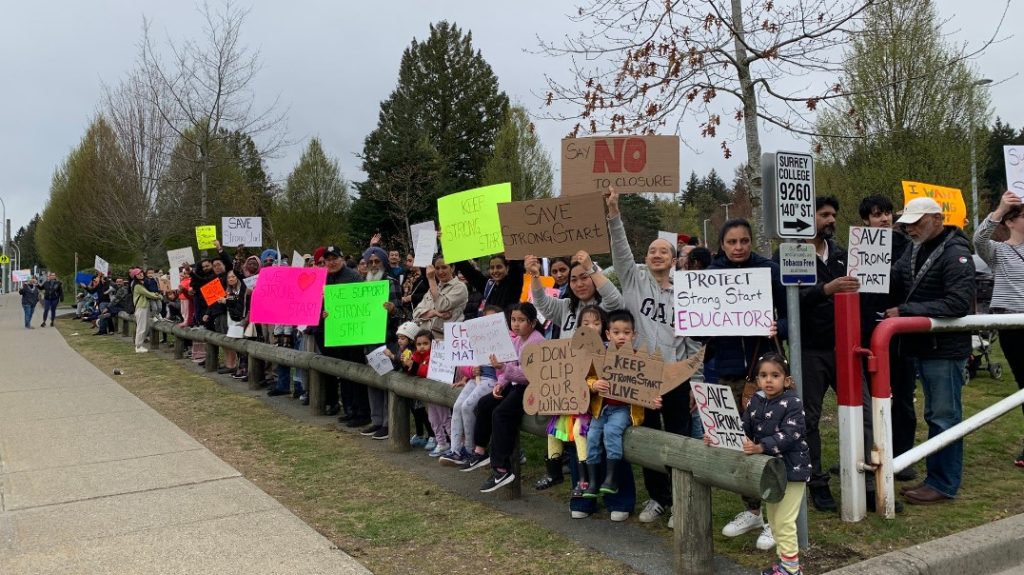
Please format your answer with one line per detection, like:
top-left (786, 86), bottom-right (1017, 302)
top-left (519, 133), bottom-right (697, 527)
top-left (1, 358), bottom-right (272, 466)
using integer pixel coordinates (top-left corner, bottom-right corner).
top-left (1016, 444), bottom-right (1024, 468)
top-left (480, 469), bottom-right (515, 493)
top-left (722, 510), bottom-right (763, 537)
top-left (216, 366), bottom-right (234, 374)
top-left (460, 453), bottom-right (491, 472)
top-left (610, 511), bottom-right (629, 522)
top-left (439, 450), bottom-right (466, 467)
top-left (667, 513), bottom-right (674, 529)
top-left (231, 372), bottom-right (247, 380)
top-left (135, 347), bottom-right (149, 353)
top-left (371, 427), bottom-right (389, 440)
top-left (519, 452), bottom-right (527, 465)
top-left (360, 424), bottom-right (382, 436)
top-left (756, 523), bottom-right (776, 550)
top-left (429, 444), bottom-right (448, 457)
top-left (571, 510), bottom-right (591, 519)
top-left (409, 435), bottom-right (426, 448)
top-left (638, 500), bottom-right (666, 523)
top-left (424, 437), bottom-right (437, 451)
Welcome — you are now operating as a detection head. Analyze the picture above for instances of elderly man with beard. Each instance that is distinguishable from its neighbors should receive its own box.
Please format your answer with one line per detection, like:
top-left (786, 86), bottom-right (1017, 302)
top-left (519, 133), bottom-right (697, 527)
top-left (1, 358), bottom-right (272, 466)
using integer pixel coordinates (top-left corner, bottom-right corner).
top-left (775, 195), bottom-right (859, 513)
top-left (887, 198), bottom-right (974, 505)
top-left (359, 244), bottom-right (406, 439)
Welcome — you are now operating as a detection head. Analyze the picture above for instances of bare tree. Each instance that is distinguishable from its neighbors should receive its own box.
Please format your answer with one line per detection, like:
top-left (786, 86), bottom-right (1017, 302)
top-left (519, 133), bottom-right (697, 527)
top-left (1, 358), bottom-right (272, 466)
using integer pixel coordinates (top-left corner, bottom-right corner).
top-left (541, 0), bottom-right (1006, 251)
top-left (140, 0), bottom-right (286, 224)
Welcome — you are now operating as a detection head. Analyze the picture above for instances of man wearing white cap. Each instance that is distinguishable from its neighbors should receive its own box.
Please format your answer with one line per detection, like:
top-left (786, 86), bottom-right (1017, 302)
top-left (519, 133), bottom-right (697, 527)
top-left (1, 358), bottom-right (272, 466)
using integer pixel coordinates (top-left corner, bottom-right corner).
top-left (886, 197), bottom-right (975, 505)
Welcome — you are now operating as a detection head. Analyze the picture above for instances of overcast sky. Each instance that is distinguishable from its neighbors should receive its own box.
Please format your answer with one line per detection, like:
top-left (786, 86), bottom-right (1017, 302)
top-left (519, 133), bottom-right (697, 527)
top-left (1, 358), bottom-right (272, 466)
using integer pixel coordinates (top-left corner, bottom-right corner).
top-left (1, 0), bottom-right (1020, 235)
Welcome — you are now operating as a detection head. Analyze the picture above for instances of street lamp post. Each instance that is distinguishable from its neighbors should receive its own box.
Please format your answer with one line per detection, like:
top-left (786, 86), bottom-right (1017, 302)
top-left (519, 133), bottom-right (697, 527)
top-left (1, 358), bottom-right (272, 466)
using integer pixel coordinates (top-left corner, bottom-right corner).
top-left (721, 202), bottom-right (733, 220)
top-left (0, 196), bottom-right (6, 294)
top-left (970, 78), bottom-right (993, 230)
top-left (703, 218), bottom-right (712, 248)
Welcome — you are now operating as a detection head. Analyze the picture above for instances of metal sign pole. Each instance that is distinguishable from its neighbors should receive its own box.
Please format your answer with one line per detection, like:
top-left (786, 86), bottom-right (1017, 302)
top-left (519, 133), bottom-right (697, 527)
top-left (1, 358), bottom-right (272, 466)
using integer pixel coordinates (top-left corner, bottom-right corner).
top-left (787, 285), bottom-right (810, 550)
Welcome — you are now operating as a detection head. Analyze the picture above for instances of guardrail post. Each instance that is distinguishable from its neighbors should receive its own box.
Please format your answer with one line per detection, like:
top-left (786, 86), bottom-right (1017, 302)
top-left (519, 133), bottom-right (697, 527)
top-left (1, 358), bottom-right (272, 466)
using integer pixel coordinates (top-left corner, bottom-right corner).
top-left (173, 335), bottom-right (185, 359)
top-left (148, 322), bottom-right (161, 349)
top-left (248, 354), bottom-right (265, 390)
top-left (308, 369), bottom-right (325, 415)
top-left (205, 342), bottom-right (218, 372)
top-left (121, 316), bottom-right (130, 337)
top-left (673, 469), bottom-right (712, 575)
top-left (387, 390), bottom-right (410, 452)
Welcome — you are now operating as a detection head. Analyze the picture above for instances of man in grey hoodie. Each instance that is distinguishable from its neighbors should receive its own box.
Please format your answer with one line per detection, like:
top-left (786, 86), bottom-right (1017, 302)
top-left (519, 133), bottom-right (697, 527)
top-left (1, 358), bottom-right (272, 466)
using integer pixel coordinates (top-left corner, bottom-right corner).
top-left (605, 187), bottom-right (702, 527)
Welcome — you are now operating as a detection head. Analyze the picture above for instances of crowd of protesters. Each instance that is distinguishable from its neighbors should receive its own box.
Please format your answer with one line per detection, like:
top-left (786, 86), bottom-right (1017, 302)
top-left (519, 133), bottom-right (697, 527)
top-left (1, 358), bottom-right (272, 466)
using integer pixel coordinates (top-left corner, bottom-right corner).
top-left (44, 185), bottom-right (1024, 575)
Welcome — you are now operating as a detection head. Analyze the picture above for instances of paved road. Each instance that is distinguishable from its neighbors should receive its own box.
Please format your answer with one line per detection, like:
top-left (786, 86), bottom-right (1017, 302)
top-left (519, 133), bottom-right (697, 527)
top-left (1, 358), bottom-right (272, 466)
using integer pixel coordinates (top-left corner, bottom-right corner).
top-left (0, 294), bottom-right (372, 575)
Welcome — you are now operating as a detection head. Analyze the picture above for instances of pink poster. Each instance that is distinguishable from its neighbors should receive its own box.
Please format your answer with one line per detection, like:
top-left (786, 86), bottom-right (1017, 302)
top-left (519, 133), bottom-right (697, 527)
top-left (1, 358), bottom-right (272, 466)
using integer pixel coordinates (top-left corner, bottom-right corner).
top-left (249, 266), bottom-right (328, 326)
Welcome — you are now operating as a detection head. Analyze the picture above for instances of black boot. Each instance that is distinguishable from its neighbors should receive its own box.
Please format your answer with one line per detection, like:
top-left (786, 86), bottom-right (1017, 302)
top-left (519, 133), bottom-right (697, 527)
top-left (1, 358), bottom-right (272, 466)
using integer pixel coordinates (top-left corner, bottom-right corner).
top-left (534, 457), bottom-right (565, 490)
top-left (584, 463), bottom-right (601, 498)
top-left (809, 484), bottom-right (838, 512)
top-left (571, 463), bottom-right (590, 498)
top-left (599, 459), bottom-right (620, 495)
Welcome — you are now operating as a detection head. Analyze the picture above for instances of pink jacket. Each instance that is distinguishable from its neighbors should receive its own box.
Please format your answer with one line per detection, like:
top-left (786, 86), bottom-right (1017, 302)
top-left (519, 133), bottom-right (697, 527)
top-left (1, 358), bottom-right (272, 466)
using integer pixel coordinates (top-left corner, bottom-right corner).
top-left (498, 329), bottom-right (546, 387)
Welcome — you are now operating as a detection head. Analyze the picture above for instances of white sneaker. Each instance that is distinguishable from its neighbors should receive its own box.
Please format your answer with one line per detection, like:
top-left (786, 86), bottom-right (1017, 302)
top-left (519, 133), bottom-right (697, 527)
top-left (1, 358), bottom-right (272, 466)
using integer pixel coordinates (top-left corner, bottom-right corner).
top-left (135, 347), bottom-right (149, 353)
top-left (638, 499), bottom-right (666, 523)
top-left (756, 523), bottom-right (776, 550)
top-left (667, 513), bottom-right (674, 529)
top-left (571, 510), bottom-right (590, 519)
top-left (610, 511), bottom-right (629, 522)
top-left (722, 510), bottom-right (763, 537)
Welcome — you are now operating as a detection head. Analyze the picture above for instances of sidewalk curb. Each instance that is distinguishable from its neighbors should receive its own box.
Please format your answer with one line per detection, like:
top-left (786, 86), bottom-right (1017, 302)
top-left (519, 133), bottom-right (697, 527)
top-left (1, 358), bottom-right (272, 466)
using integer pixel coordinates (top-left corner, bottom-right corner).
top-left (824, 512), bottom-right (1024, 574)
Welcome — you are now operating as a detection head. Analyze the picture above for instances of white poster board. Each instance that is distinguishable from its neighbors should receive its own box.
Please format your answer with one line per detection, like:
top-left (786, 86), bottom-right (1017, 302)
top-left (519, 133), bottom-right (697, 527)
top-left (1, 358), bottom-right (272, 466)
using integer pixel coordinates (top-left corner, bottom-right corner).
top-left (292, 250), bottom-right (305, 268)
top-left (444, 322), bottom-right (478, 364)
top-left (411, 221), bottom-right (436, 268)
top-left (674, 268), bottom-right (774, 337)
top-left (243, 275), bottom-right (258, 290)
top-left (94, 255), bottom-right (109, 275)
top-left (426, 340), bottom-right (456, 384)
top-left (167, 247), bottom-right (196, 268)
top-left (366, 345), bottom-right (394, 376)
top-left (847, 226), bottom-right (892, 294)
top-left (464, 312), bottom-right (517, 365)
top-left (11, 269), bottom-right (31, 282)
top-left (658, 231), bottom-right (678, 246)
top-left (222, 216), bottom-right (263, 247)
top-left (691, 381), bottom-right (745, 451)
top-left (1004, 145), bottom-right (1024, 198)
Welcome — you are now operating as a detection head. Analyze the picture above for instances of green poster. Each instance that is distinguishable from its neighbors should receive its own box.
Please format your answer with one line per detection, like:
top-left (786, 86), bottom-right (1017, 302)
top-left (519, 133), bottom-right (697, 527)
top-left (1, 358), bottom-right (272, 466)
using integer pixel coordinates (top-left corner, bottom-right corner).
top-left (437, 182), bottom-right (511, 263)
top-left (324, 281), bottom-right (389, 347)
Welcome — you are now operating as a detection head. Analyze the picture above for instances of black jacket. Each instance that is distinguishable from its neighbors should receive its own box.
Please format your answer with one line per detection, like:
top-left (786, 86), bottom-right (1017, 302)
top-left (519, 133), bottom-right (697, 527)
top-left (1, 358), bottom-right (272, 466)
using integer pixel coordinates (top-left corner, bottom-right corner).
top-left (706, 252), bottom-right (789, 377)
top-left (744, 388), bottom-right (811, 483)
top-left (313, 265), bottom-right (363, 355)
top-left (454, 259), bottom-right (525, 312)
top-left (774, 239), bottom-right (847, 351)
top-left (891, 227), bottom-right (975, 359)
top-left (42, 279), bottom-right (64, 301)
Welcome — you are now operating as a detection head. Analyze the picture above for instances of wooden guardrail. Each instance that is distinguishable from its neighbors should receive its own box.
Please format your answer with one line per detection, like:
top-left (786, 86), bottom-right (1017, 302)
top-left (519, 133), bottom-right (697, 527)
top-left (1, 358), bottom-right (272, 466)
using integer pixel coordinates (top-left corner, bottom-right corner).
top-left (121, 313), bottom-right (787, 575)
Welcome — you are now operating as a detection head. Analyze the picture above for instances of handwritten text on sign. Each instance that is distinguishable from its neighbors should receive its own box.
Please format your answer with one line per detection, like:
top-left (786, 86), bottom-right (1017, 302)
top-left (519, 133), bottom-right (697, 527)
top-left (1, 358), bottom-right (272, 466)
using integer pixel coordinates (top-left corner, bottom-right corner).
top-left (437, 183), bottom-right (511, 263)
top-left (324, 280), bottom-right (389, 347)
top-left (674, 268), bottom-right (773, 337)
top-left (1004, 146), bottom-right (1024, 198)
top-left (597, 347), bottom-right (666, 409)
top-left (902, 181), bottom-right (967, 228)
top-left (498, 194), bottom-right (610, 259)
top-left (222, 217), bottom-right (263, 247)
top-left (427, 340), bottom-right (456, 384)
top-left (561, 136), bottom-right (679, 195)
top-left (522, 328), bottom-right (603, 415)
top-left (248, 266), bottom-right (327, 326)
top-left (195, 226), bottom-right (217, 250)
top-left (366, 346), bottom-right (394, 376)
top-left (464, 312), bottom-right (518, 365)
top-left (94, 256), bottom-right (109, 275)
top-left (443, 322), bottom-right (478, 365)
top-left (847, 226), bottom-right (892, 294)
top-left (691, 381), bottom-right (745, 451)
top-left (200, 279), bottom-right (226, 306)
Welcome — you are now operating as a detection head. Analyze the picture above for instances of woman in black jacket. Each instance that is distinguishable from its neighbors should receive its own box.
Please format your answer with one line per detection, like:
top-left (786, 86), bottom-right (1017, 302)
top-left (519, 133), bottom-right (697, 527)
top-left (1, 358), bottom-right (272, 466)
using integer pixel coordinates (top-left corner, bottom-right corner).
top-left (454, 255), bottom-right (525, 313)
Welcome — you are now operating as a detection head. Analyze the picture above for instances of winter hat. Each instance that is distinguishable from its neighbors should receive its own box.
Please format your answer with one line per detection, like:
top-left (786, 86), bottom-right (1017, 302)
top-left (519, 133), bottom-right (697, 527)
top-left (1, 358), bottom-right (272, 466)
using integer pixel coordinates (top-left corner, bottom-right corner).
top-left (396, 321), bottom-right (420, 341)
top-left (260, 248), bottom-right (280, 263)
top-left (129, 267), bottom-right (143, 279)
top-left (313, 246), bottom-right (326, 262)
top-left (362, 246), bottom-right (389, 266)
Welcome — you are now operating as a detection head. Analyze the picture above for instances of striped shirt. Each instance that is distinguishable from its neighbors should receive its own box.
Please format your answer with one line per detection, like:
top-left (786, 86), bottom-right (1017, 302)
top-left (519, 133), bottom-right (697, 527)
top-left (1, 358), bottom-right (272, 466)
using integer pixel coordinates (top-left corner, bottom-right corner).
top-left (974, 217), bottom-right (1024, 312)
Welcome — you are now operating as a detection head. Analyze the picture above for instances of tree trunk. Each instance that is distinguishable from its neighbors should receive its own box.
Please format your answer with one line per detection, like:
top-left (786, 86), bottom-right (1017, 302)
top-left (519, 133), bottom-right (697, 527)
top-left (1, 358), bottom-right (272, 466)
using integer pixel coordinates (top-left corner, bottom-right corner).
top-left (730, 0), bottom-right (768, 254)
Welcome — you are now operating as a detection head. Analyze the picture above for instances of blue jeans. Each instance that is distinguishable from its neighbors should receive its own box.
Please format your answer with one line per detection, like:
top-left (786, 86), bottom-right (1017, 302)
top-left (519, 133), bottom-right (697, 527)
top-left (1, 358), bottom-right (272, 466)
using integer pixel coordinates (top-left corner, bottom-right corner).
top-left (22, 304), bottom-right (34, 327)
top-left (42, 299), bottom-right (59, 323)
top-left (586, 404), bottom-right (631, 463)
top-left (916, 358), bottom-right (966, 498)
top-left (274, 363), bottom-right (293, 393)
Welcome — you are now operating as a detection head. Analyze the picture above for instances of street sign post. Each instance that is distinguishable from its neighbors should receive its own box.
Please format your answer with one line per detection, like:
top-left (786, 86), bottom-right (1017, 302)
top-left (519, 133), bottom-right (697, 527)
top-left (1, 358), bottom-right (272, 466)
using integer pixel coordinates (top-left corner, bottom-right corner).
top-left (779, 243), bottom-right (817, 286)
top-left (775, 151), bottom-right (816, 239)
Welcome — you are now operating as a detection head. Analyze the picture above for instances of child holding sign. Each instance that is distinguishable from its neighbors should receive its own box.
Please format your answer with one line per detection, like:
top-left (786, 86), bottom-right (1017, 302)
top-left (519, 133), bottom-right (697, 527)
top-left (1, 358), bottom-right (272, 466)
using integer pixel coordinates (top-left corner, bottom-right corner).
top-left (388, 322), bottom-right (433, 447)
top-left (583, 310), bottom-right (649, 504)
top-left (736, 353), bottom-right (810, 575)
top-left (402, 330), bottom-right (448, 455)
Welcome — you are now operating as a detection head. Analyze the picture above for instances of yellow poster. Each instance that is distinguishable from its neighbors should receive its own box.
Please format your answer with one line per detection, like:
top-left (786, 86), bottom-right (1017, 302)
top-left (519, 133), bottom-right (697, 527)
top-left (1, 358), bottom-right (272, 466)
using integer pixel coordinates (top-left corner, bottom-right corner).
top-left (195, 225), bottom-right (218, 250)
top-left (901, 181), bottom-right (967, 228)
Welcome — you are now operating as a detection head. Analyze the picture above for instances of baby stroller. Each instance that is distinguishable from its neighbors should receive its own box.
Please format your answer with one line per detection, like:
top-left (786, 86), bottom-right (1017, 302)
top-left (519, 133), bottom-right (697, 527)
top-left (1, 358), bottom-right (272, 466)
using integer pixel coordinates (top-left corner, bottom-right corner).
top-left (967, 259), bottom-right (1003, 380)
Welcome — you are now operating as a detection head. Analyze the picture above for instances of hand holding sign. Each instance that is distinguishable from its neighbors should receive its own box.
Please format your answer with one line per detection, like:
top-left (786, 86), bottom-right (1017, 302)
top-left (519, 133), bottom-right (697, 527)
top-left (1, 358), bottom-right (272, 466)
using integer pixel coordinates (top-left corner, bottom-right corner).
top-left (691, 381), bottom-right (745, 451)
top-left (200, 280), bottom-right (226, 306)
top-left (521, 328), bottom-right (603, 415)
top-left (1003, 146), bottom-right (1024, 198)
top-left (196, 226), bottom-right (218, 250)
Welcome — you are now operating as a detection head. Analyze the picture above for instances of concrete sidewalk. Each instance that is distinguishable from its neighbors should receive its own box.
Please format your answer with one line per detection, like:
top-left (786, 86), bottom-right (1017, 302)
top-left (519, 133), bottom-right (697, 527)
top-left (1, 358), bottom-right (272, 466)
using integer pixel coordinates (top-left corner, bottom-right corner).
top-left (0, 294), bottom-right (371, 575)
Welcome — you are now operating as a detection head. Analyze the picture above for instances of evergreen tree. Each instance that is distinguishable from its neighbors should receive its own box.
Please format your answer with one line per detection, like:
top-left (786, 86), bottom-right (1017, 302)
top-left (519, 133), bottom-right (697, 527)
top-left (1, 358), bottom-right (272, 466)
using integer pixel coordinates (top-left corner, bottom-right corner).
top-left (13, 214), bottom-right (43, 271)
top-left (481, 105), bottom-right (553, 200)
top-left (273, 137), bottom-right (351, 253)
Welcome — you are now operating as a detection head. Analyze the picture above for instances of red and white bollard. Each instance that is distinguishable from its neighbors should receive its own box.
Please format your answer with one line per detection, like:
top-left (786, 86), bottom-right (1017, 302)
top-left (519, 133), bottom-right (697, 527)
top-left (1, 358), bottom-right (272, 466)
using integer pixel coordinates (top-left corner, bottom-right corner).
top-left (834, 293), bottom-right (868, 522)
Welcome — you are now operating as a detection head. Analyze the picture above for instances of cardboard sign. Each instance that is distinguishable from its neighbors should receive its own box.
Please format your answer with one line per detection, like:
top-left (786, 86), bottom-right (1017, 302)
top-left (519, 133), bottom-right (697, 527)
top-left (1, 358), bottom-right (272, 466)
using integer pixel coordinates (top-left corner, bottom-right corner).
top-left (323, 280), bottom-right (389, 347)
top-left (426, 340), bottom-right (456, 384)
top-left (158, 276), bottom-right (171, 293)
top-left (691, 381), bottom-right (745, 451)
top-left (248, 266), bottom-right (327, 326)
top-left (366, 345), bottom-right (394, 376)
top-left (497, 194), bottom-right (610, 259)
top-left (464, 312), bottom-right (518, 365)
top-left (561, 135), bottom-right (679, 195)
top-left (94, 255), bottom-right (109, 275)
top-left (595, 345), bottom-right (705, 409)
top-left (437, 183), bottom-right (511, 263)
top-left (195, 225), bottom-right (218, 250)
top-left (444, 322), bottom-right (477, 364)
top-left (222, 217), bottom-right (263, 247)
top-left (674, 268), bottom-right (774, 337)
top-left (847, 226), bottom-right (892, 294)
top-left (522, 327), bottom-right (604, 415)
top-left (901, 181), bottom-right (967, 228)
top-left (1004, 146), bottom-right (1024, 198)
top-left (200, 279), bottom-right (226, 306)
